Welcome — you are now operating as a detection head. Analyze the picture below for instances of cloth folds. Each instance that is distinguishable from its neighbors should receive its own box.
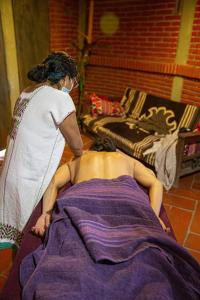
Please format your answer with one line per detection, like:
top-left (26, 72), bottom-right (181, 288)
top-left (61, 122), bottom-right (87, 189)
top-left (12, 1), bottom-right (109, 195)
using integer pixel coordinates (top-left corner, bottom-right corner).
top-left (20, 176), bottom-right (200, 300)
top-left (144, 130), bottom-right (178, 190)
top-left (155, 130), bottom-right (178, 190)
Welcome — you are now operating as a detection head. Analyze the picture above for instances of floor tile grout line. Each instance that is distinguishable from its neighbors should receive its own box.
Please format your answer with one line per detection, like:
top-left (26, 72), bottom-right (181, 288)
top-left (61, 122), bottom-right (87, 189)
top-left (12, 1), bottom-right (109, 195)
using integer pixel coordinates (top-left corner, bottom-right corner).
top-left (163, 205), bottom-right (194, 212)
top-left (163, 203), bottom-right (195, 211)
top-left (164, 193), bottom-right (199, 202)
top-left (184, 247), bottom-right (200, 254)
top-left (190, 231), bottom-right (200, 236)
top-left (165, 189), bottom-right (200, 196)
top-left (163, 204), bottom-right (195, 211)
top-left (183, 200), bottom-right (198, 247)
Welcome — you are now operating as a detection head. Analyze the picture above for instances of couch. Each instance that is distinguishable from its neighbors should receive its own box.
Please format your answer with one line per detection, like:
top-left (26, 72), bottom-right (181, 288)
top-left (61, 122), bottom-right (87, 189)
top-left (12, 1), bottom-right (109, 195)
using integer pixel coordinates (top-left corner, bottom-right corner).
top-left (82, 88), bottom-right (200, 189)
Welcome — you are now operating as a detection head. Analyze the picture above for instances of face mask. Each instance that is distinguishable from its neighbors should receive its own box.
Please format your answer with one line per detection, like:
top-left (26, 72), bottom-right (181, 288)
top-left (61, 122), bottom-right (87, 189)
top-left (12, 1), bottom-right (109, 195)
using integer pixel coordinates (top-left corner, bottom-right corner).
top-left (61, 79), bottom-right (74, 94)
top-left (61, 86), bottom-right (72, 94)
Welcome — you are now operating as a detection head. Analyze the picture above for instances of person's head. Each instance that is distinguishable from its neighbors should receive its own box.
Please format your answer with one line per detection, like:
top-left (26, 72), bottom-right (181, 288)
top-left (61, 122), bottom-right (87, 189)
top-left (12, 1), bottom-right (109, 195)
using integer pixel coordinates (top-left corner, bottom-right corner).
top-left (27, 51), bottom-right (78, 93)
top-left (90, 137), bottom-right (116, 152)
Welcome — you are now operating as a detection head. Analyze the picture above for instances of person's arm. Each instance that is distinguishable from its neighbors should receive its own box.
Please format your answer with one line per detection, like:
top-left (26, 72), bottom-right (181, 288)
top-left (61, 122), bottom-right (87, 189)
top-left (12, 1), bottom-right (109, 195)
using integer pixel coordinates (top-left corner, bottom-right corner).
top-left (59, 112), bottom-right (83, 157)
top-left (130, 158), bottom-right (163, 217)
top-left (43, 163), bottom-right (71, 213)
top-left (131, 158), bottom-right (168, 231)
top-left (31, 163), bottom-right (71, 236)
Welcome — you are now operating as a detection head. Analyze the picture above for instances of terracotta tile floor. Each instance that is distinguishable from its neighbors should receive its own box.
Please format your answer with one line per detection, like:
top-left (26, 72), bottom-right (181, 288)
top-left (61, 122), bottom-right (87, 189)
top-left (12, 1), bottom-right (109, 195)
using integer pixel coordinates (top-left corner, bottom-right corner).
top-left (0, 133), bottom-right (200, 292)
top-left (163, 174), bottom-right (200, 262)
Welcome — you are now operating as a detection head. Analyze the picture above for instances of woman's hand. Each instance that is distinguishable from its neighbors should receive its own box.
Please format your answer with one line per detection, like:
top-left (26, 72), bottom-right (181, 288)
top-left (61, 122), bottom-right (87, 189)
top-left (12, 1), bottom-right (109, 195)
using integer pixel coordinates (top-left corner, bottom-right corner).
top-left (31, 212), bottom-right (51, 237)
top-left (70, 150), bottom-right (87, 161)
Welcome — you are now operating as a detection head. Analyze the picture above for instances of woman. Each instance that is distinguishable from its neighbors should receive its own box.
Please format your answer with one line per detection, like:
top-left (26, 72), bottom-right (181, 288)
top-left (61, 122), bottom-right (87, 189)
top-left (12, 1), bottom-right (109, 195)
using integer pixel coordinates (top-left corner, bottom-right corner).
top-left (0, 51), bottom-right (83, 249)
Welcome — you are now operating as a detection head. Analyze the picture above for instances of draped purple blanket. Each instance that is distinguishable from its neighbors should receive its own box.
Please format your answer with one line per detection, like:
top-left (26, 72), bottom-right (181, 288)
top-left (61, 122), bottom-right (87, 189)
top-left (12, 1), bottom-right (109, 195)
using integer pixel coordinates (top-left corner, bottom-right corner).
top-left (20, 176), bottom-right (200, 300)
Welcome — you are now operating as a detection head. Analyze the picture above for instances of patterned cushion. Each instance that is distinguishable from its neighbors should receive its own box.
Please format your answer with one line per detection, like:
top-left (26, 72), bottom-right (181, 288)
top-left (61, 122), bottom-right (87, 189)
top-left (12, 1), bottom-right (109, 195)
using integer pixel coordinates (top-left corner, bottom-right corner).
top-left (90, 93), bottom-right (125, 117)
top-left (137, 94), bottom-right (200, 133)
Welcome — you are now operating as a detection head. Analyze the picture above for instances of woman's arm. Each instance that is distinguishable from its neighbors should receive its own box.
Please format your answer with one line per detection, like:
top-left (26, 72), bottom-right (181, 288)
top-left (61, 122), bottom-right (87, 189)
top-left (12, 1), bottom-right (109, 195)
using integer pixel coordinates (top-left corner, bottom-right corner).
top-left (32, 163), bottom-right (71, 236)
top-left (43, 163), bottom-right (71, 213)
top-left (131, 158), bottom-right (163, 217)
top-left (59, 112), bottom-right (83, 157)
top-left (133, 161), bottom-right (168, 231)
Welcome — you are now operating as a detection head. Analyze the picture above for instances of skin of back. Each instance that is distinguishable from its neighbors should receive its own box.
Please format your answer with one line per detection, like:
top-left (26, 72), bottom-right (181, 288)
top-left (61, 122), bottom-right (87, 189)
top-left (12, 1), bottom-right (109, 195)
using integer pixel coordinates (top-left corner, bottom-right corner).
top-left (68, 151), bottom-right (134, 184)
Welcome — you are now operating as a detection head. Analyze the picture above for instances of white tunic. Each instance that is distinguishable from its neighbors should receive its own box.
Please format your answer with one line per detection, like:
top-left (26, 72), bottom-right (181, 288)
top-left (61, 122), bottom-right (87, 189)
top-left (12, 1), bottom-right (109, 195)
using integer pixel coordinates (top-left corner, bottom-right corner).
top-left (0, 86), bottom-right (75, 246)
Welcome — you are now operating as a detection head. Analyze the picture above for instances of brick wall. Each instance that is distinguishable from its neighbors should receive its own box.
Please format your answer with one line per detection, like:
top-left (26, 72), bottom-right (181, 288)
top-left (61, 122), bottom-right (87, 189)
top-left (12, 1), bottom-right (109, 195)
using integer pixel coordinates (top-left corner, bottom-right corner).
top-left (48, 0), bottom-right (200, 106)
top-left (181, 79), bottom-right (200, 106)
top-left (48, 0), bottom-right (79, 103)
top-left (92, 0), bottom-right (180, 63)
top-left (48, 0), bottom-right (79, 57)
top-left (85, 0), bottom-right (180, 99)
top-left (86, 66), bottom-right (173, 99)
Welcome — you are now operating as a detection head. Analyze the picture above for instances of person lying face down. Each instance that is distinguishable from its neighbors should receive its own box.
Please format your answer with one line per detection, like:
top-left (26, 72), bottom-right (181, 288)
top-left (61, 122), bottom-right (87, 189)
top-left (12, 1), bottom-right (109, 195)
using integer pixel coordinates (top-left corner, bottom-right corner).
top-left (32, 137), bottom-right (164, 237)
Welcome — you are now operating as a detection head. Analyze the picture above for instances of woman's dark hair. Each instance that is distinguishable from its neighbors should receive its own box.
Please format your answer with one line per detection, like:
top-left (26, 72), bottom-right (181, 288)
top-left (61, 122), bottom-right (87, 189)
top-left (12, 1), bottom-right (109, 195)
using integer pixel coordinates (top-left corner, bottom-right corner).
top-left (90, 137), bottom-right (116, 152)
top-left (27, 51), bottom-right (78, 83)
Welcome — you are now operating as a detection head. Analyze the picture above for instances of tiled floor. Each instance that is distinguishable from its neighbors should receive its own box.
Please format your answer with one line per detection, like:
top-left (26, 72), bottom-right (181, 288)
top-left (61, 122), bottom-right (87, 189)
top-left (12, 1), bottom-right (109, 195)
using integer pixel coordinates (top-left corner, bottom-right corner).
top-left (163, 173), bottom-right (200, 262)
top-left (0, 133), bottom-right (200, 292)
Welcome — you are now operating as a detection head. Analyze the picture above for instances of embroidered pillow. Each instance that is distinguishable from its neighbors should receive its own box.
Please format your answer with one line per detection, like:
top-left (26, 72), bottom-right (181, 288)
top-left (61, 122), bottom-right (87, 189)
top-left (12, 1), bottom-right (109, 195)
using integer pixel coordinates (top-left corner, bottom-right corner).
top-left (90, 93), bottom-right (125, 117)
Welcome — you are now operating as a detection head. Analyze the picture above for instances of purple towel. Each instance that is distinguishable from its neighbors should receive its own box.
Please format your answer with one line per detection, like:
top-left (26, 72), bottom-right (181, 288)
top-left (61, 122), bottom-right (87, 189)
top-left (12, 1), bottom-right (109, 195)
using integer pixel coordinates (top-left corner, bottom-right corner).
top-left (20, 176), bottom-right (200, 300)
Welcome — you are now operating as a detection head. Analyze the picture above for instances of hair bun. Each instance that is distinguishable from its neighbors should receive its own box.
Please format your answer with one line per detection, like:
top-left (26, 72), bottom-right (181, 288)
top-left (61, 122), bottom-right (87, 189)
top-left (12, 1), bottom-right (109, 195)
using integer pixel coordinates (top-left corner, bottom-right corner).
top-left (27, 51), bottom-right (78, 84)
top-left (27, 63), bottom-right (48, 83)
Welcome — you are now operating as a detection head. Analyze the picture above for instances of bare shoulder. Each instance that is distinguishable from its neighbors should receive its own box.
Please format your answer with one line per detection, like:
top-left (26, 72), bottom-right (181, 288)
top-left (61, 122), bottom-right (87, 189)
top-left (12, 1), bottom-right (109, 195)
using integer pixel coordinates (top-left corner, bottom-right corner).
top-left (116, 151), bottom-right (155, 176)
top-left (116, 151), bottom-right (135, 163)
top-left (55, 163), bottom-right (70, 177)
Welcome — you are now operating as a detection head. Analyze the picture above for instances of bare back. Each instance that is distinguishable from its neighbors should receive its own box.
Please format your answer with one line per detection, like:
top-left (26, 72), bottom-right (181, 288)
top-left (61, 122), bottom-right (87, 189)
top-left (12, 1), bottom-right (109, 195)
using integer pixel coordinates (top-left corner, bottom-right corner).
top-left (68, 151), bottom-right (134, 184)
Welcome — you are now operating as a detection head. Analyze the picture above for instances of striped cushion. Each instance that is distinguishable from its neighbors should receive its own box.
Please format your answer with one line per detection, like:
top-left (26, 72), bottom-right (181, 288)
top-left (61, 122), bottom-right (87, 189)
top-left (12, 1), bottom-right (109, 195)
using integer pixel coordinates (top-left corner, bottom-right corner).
top-left (120, 88), bottom-right (147, 119)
